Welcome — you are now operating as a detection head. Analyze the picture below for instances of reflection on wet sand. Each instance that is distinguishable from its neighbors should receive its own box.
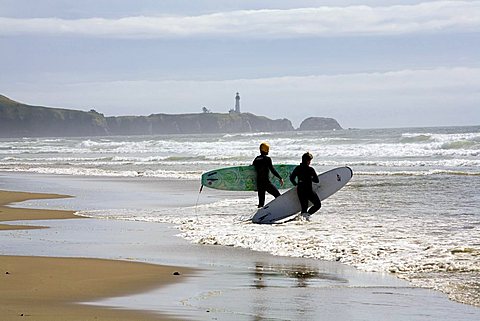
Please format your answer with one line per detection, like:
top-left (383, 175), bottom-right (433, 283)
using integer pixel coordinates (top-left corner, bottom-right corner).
top-left (252, 262), bottom-right (347, 289)
top-left (251, 262), bottom-right (349, 320)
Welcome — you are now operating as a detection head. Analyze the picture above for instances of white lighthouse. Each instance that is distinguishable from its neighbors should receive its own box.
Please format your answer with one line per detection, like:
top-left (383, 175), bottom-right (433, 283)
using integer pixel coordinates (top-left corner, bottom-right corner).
top-left (234, 92), bottom-right (240, 113)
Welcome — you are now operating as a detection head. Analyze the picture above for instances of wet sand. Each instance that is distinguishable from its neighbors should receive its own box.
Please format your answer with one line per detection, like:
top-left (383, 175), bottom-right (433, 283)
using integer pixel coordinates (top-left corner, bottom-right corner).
top-left (0, 190), bottom-right (77, 230)
top-left (0, 190), bottom-right (192, 321)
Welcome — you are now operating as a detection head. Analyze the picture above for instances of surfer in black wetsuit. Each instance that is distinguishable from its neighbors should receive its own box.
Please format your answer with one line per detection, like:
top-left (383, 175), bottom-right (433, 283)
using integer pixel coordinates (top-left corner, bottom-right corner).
top-left (253, 142), bottom-right (284, 208)
top-left (289, 152), bottom-right (321, 220)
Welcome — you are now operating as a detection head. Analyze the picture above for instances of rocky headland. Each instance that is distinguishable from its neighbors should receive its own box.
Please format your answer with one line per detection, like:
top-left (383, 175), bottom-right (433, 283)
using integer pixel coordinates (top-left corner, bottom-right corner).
top-left (298, 117), bottom-right (342, 131)
top-left (0, 95), bottom-right (342, 137)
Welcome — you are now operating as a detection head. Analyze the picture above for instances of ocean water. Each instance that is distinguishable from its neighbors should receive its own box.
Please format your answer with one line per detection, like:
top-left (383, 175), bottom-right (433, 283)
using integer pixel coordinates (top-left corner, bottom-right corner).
top-left (1, 126), bottom-right (479, 307)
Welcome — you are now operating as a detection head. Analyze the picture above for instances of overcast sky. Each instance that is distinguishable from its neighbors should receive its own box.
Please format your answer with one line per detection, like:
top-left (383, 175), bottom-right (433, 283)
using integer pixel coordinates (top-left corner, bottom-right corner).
top-left (1, 0), bottom-right (479, 128)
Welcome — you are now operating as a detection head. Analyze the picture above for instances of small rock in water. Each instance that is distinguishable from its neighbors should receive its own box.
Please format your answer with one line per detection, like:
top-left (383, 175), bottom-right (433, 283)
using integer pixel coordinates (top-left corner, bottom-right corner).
top-left (173, 271), bottom-right (180, 275)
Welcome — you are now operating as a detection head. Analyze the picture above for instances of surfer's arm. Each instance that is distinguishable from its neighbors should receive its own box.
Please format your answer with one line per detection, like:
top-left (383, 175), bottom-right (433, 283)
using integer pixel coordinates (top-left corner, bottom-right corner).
top-left (268, 158), bottom-right (282, 180)
top-left (271, 166), bottom-right (284, 186)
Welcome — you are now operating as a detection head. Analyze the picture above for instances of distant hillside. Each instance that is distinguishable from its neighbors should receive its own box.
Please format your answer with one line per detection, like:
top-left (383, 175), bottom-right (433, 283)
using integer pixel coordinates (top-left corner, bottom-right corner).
top-left (0, 95), bottom-right (109, 137)
top-left (106, 112), bottom-right (293, 135)
top-left (0, 95), bottom-right (295, 137)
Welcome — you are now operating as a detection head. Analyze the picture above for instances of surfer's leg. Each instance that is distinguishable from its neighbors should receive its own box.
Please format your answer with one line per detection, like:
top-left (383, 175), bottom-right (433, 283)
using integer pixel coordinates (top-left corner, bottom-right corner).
top-left (266, 182), bottom-right (280, 198)
top-left (257, 188), bottom-right (266, 207)
top-left (297, 187), bottom-right (309, 213)
top-left (307, 191), bottom-right (321, 214)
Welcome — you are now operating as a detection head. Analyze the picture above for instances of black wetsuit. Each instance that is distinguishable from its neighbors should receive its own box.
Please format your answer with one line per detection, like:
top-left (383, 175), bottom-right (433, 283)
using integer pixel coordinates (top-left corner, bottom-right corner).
top-left (289, 163), bottom-right (321, 214)
top-left (252, 154), bottom-right (282, 207)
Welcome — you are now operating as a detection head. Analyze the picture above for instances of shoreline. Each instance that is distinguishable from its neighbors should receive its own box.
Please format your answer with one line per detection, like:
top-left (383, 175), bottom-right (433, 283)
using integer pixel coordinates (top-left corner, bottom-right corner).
top-left (0, 189), bottom-right (193, 321)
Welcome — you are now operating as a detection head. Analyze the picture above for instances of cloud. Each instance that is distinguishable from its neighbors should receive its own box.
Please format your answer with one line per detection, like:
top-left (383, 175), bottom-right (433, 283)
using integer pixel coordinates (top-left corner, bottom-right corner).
top-left (1, 1), bottom-right (479, 38)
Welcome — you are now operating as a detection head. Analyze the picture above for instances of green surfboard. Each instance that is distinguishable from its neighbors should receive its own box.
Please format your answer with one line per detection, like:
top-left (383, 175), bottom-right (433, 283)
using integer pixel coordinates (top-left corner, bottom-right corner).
top-left (201, 164), bottom-right (296, 191)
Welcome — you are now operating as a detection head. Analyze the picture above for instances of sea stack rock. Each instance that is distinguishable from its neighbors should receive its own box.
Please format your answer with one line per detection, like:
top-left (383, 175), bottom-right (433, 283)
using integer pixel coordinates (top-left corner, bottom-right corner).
top-left (298, 117), bottom-right (342, 131)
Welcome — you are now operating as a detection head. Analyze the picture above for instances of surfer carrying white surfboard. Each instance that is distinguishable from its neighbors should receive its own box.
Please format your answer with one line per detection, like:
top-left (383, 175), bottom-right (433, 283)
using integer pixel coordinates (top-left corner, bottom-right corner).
top-left (252, 142), bottom-right (284, 208)
top-left (289, 152), bottom-right (321, 220)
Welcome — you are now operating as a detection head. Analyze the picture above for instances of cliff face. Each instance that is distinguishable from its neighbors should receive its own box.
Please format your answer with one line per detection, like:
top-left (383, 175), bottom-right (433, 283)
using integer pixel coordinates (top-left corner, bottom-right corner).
top-left (298, 117), bottom-right (343, 131)
top-left (106, 112), bottom-right (293, 135)
top-left (0, 95), bottom-right (109, 137)
top-left (0, 95), bottom-right (294, 137)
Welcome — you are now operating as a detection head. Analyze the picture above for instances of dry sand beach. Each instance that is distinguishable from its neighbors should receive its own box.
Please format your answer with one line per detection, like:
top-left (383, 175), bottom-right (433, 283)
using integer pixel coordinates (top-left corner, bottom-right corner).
top-left (1, 173), bottom-right (479, 321)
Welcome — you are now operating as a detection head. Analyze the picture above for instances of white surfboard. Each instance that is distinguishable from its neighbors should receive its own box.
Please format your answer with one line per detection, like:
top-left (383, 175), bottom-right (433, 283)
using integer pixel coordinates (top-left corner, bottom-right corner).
top-left (252, 166), bottom-right (353, 224)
